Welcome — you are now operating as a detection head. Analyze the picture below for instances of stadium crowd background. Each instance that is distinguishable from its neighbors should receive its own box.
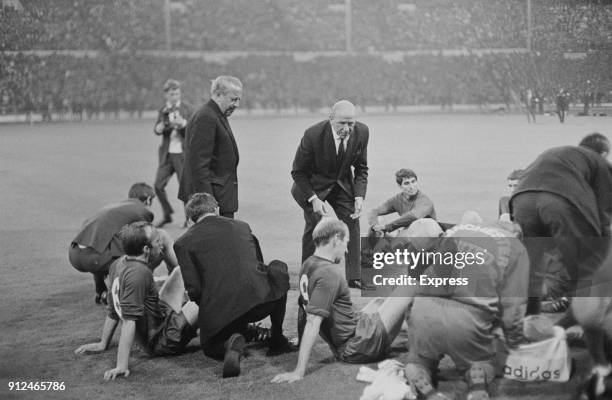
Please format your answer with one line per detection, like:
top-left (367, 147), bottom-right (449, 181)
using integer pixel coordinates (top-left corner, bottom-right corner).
top-left (1, 0), bottom-right (611, 117)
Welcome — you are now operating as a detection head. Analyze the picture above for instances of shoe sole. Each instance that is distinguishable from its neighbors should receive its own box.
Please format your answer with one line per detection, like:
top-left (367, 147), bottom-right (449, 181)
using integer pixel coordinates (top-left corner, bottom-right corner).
top-left (467, 366), bottom-right (489, 400)
top-left (223, 334), bottom-right (245, 378)
top-left (409, 372), bottom-right (451, 400)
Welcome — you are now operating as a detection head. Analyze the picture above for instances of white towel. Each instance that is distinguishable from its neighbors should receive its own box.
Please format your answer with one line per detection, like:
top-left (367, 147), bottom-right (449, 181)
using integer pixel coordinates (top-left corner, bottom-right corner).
top-left (357, 360), bottom-right (416, 400)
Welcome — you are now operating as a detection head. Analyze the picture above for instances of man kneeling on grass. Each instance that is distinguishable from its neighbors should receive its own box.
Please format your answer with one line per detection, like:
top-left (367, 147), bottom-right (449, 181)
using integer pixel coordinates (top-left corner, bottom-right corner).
top-left (272, 218), bottom-right (413, 383)
top-left (75, 221), bottom-right (198, 381)
top-left (403, 218), bottom-right (529, 400)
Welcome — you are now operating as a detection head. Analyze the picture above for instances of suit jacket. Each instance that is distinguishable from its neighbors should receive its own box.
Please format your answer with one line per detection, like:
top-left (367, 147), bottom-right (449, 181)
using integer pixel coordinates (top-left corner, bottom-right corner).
top-left (511, 145), bottom-right (612, 236)
top-left (72, 199), bottom-right (154, 254)
top-left (291, 120), bottom-right (369, 208)
top-left (154, 101), bottom-right (193, 165)
top-left (174, 216), bottom-right (289, 342)
top-left (178, 100), bottom-right (239, 213)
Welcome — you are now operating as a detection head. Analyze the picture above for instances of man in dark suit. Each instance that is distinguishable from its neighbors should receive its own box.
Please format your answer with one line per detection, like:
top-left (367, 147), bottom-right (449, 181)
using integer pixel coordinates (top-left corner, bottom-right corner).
top-left (512, 134), bottom-right (612, 400)
top-left (510, 132), bottom-right (612, 315)
top-left (174, 193), bottom-right (294, 378)
top-left (178, 76), bottom-right (242, 218)
top-left (69, 183), bottom-right (178, 303)
top-left (153, 79), bottom-right (192, 227)
top-left (291, 100), bottom-right (370, 289)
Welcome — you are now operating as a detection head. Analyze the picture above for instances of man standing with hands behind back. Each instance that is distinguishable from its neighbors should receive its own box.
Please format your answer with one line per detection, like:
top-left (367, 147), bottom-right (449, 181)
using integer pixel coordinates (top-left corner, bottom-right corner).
top-left (153, 79), bottom-right (192, 228)
top-left (179, 76), bottom-right (242, 218)
top-left (291, 100), bottom-right (371, 289)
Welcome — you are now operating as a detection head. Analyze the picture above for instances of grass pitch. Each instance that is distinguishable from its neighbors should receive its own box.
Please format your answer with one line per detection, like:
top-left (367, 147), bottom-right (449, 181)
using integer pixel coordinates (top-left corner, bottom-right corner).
top-left (1, 111), bottom-right (610, 399)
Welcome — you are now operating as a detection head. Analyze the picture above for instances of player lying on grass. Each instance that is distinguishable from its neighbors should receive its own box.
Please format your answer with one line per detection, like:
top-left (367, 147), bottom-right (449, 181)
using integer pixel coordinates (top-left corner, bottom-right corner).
top-left (75, 221), bottom-right (199, 381)
top-left (272, 217), bottom-right (423, 383)
top-left (367, 168), bottom-right (436, 235)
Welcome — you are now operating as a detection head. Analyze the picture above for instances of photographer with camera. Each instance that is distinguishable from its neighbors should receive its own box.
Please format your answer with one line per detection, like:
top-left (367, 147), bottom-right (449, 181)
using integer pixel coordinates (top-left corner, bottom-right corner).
top-left (153, 79), bottom-right (192, 228)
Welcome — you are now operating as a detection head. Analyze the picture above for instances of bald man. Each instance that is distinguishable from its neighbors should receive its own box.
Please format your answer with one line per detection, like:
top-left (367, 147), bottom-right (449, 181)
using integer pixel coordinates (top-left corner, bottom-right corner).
top-left (291, 100), bottom-right (370, 289)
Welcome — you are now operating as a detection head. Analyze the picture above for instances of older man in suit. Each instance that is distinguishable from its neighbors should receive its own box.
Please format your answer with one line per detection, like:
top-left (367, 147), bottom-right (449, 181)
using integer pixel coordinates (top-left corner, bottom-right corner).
top-left (153, 79), bottom-right (192, 228)
top-left (178, 76), bottom-right (242, 218)
top-left (291, 100), bottom-right (370, 289)
top-left (174, 193), bottom-right (294, 378)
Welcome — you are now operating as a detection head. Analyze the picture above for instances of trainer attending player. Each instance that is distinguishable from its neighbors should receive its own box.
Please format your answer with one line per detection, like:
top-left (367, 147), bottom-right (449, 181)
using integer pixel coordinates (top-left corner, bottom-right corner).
top-left (368, 168), bottom-right (436, 235)
top-left (69, 183), bottom-right (178, 304)
top-left (272, 218), bottom-right (415, 384)
top-left (403, 219), bottom-right (528, 400)
top-left (511, 133), bottom-right (612, 398)
top-left (153, 79), bottom-right (192, 228)
top-left (75, 222), bottom-right (199, 381)
top-left (510, 132), bottom-right (612, 315)
top-left (174, 193), bottom-right (295, 378)
top-left (179, 76), bottom-right (242, 218)
top-left (291, 100), bottom-right (370, 289)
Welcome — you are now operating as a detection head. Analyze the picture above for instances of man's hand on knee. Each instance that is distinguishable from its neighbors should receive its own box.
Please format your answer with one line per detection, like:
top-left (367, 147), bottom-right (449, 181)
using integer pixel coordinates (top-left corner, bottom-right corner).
top-left (311, 197), bottom-right (327, 216)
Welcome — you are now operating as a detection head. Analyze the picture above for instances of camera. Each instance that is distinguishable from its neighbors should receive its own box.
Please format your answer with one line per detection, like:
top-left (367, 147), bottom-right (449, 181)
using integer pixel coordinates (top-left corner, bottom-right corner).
top-left (162, 108), bottom-right (171, 127)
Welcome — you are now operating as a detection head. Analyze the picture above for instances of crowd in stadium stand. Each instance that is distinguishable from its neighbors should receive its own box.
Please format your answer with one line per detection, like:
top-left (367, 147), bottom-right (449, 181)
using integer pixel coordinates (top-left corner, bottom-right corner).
top-left (4, 0), bottom-right (611, 52)
top-left (351, 0), bottom-right (527, 51)
top-left (2, 52), bottom-right (610, 117)
top-left (534, 0), bottom-right (612, 51)
top-left (1, 0), bottom-right (611, 116)
top-left (0, 0), bottom-right (161, 51)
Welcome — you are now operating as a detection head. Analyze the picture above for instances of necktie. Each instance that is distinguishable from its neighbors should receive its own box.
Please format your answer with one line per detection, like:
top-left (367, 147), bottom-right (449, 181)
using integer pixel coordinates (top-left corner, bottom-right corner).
top-left (337, 137), bottom-right (346, 165)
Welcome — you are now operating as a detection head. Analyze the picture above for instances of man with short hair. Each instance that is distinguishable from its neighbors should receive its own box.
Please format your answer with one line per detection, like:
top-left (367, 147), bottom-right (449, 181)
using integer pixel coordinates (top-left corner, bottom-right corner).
top-left (174, 193), bottom-right (294, 378)
top-left (498, 169), bottom-right (522, 220)
top-left (272, 218), bottom-right (414, 384)
top-left (75, 222), bottom-right (199, 381)
top-left (153, 79), bottom-right (192, 227)
top-left (69, 183), bottom-right (178, 303)
top-left (291, 100), bottom-right (369, 289)
top-left (511, 132), bottom-right (612, 398)
top-left (510, 132), bottom-right (612, 315)
top-left (368, 168), bottom-right (436, 234)
top-left (580, 131), bottom-right (610, 157)
top-left (179, 76), bottom-right (243, 218)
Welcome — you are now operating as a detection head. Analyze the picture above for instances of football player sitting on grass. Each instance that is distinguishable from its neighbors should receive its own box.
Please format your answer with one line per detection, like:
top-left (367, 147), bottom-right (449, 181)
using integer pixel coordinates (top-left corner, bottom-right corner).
top-left (271, 218), bottom-right (428, 383)
top-left (75, 222), bottom-right (198, 381)
top-left (367, 168), bottom-right (436, 236)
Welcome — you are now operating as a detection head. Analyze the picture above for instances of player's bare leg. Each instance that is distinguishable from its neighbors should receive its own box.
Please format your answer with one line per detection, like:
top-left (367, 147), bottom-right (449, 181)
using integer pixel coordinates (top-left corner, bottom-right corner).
top-left (158, 266), bottom-right (198, 325)
top-left (376, 297), bottom-right (412, 341)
